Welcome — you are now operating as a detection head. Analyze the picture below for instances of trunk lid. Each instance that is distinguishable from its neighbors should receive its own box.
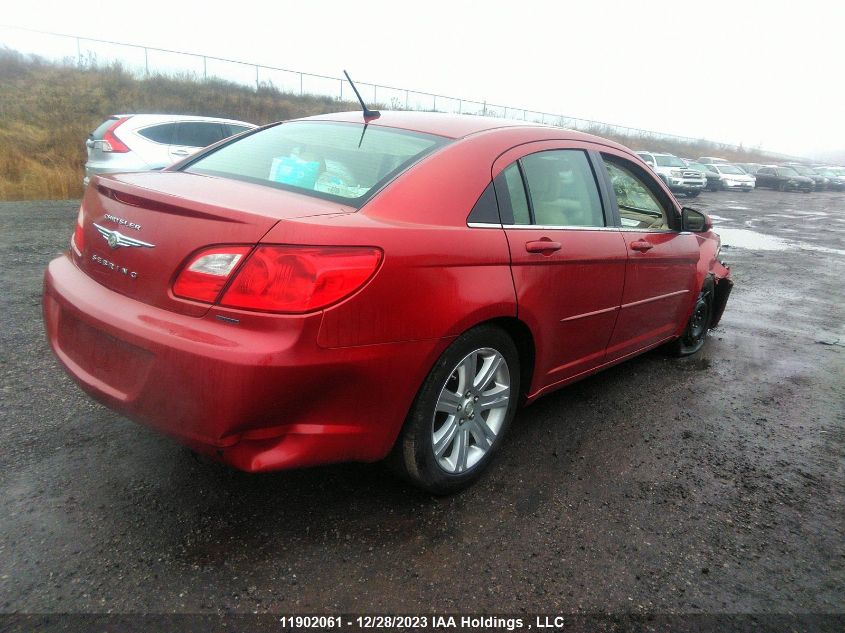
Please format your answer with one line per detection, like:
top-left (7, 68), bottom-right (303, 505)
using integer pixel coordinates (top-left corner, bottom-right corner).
top-left (76, 171), bottom-right (354, 316)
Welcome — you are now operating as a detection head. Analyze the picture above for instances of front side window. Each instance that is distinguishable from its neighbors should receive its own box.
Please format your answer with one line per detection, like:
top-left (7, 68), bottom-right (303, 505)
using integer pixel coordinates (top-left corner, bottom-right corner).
top-left (185, 121), bottom-right (447, 206)
top-left (174, 122), bottom-right (226, 148)
top-left (519, 150), bottom-right (604, 227)
top-left (603, 158), bottom-right (670, 230)
top-left (758, 167), bottom-right (773, 175)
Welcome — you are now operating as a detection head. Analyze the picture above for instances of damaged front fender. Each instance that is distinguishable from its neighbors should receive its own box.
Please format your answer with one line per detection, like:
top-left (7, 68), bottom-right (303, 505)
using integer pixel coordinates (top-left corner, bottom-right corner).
top-left (709, 259), bottom-right (732, 328)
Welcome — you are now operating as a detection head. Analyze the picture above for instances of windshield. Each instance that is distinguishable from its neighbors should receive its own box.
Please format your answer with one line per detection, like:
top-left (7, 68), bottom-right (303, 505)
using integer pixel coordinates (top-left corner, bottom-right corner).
top-left (184, 121), bottom-right (448, 207)
top-left (790, 165), bottom-right (814, 176)
top-left (655, 155), bottom-right (686, 167)
top-left (719, 165), bottom-right (744, 175)
top-left (687, 162), bottom-right (708, 172)
top-left (779, 167), bottom-right (800, 176)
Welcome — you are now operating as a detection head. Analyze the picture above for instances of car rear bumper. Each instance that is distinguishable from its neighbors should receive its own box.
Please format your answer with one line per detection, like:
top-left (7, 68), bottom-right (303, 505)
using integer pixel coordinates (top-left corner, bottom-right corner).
top-left (43, 254), bottom-right (442, 472)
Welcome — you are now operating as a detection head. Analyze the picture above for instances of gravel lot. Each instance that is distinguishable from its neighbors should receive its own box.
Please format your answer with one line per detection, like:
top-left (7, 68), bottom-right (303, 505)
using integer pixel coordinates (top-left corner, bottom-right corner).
top-left (0, 190), bottom-right (843, 624)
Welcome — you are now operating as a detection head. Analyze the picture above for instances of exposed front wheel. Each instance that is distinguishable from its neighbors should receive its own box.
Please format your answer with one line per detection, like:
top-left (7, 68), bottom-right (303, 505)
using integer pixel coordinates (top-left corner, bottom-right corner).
top-left (670, 279), bottom-right (714, 357)
top-left (388, 325), bottom-right (520, 494)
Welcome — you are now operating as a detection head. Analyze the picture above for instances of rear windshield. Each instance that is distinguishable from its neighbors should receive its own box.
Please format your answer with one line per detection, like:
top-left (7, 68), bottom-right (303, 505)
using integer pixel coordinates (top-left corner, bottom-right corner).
top-left (655, 155), bottom-right (685, 167)
top-left (791, 165), bottom-right (813, 176)
top-left (184, 121), bottom-right (448, 207)
top-left (90, 116), bottom-right (119, 140)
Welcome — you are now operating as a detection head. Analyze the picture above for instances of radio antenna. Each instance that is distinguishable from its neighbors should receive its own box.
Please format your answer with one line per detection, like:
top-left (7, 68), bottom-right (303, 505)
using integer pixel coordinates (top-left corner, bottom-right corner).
top-left (343, 70), bottom-right (380, 120)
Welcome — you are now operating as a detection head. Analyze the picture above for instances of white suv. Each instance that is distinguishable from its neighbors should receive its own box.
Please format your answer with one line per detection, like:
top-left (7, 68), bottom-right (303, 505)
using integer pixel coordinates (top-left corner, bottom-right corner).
top-left (636, 151), bottom-right (707, 198)
top-left (84, 114), bottom-right (257, 186)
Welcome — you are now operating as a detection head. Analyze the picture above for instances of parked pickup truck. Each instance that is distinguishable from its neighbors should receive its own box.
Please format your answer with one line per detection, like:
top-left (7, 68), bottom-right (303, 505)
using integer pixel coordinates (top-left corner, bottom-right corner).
top-left (636, 151), bottom-right (707, 197)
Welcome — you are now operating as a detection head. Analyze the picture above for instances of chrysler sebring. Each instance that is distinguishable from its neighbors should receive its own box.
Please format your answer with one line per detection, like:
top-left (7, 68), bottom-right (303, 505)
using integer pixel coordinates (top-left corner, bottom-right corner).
top-left (44, 111), bottom-right (732, 493)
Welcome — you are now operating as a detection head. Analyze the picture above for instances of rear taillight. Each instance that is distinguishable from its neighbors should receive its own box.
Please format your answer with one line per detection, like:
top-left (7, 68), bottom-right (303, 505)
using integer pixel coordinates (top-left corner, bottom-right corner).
top-left (172, 245), bottom-right (382, 313)
top-left (71, 205), bottom-right (84, 254)
top-left (100, 117), bottom-right (130, 153)
top-left (173, 246), bottom-right (252, 303)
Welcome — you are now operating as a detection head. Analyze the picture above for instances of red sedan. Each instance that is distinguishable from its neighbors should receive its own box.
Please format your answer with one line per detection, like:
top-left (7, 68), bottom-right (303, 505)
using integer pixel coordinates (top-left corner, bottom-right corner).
top-left (44, 111), bottom-right (732, 493)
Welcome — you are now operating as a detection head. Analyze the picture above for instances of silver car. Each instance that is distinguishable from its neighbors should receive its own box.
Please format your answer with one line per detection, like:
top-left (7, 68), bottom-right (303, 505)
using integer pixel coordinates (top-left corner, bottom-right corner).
top-left (84, 114), bottom-right (256, 186)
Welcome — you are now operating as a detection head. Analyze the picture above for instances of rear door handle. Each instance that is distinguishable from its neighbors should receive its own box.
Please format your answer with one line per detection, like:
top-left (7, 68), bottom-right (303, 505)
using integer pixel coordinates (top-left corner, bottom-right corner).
top-left (630, 240), bottom-right (654, 252)
top-left (525, 240), bottom-right (562, 254)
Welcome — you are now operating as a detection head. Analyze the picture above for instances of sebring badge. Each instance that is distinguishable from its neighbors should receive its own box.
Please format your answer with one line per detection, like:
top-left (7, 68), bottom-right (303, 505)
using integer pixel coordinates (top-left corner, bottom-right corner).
top-left (93, 223), bottom-right (155, 250)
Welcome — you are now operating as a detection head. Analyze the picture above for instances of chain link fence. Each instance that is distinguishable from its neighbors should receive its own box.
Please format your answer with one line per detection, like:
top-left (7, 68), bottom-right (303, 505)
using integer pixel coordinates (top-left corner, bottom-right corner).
top-left (0, 25), bottom-right (803, 160)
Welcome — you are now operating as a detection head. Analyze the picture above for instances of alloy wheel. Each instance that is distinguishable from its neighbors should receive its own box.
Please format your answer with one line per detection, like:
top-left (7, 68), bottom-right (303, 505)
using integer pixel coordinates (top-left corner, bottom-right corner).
top-left (431, 348), bottom-right (511, 474)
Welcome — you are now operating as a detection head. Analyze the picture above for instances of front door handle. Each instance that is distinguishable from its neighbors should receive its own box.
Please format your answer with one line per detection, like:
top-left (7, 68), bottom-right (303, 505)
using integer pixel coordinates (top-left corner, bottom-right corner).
top-left (630, 240), bottom-right (654, 252)
top-left (525, 239), bottom-right (562, 254)
top-left (171, 149), bottom-right (190, 156)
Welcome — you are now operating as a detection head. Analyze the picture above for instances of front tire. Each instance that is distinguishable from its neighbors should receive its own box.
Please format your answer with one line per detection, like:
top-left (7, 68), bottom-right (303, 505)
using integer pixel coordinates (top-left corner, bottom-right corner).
top-left (389, 325), bottom-right (520, 494)
top-left (686, 190), bottom-right (701, 198)
top-left (670, 279), bottom-right (714, 357)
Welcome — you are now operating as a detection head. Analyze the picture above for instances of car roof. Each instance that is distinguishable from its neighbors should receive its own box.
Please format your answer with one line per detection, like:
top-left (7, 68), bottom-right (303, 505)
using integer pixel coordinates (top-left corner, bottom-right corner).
top-left (297, 110), bottom-right (631, 148)
top-left (111, 114), bottom-right (257, 127)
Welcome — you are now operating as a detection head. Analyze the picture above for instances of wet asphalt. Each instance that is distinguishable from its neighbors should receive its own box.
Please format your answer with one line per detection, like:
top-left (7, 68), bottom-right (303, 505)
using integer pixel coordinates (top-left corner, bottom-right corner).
top-left (0, 189), bottom-right (842, 620)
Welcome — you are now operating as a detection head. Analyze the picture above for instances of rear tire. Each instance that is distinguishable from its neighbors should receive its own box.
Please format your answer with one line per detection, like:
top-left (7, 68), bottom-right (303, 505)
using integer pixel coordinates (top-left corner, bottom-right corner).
top-left (670, 278), bottom-right (714, 357)
top-left (388, 325), bottom-right (520, 494)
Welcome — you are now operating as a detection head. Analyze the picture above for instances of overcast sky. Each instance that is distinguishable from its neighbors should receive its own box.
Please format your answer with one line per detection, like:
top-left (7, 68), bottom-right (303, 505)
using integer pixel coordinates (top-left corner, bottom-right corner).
top-left (3, 0), bottom-right (844, 159)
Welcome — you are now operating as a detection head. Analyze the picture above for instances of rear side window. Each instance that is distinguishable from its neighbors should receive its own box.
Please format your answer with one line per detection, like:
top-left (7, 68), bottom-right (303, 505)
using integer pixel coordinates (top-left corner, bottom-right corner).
top-left (225, 124), bottom-right (252, 137)
top-left (173, 122), bottom-right (227, 148)
top-left (137, 123), bottom-right (176, 144)
top-left (520, 150), bottom-right (604, 227)
top-left (184, 121), bottom-right (447, 207)
top-left (497, 163), bottom-right (531, 224)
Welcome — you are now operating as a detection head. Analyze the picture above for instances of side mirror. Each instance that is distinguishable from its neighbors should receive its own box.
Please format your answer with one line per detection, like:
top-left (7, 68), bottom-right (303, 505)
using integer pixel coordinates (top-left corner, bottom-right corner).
top-left (682, 207), bottom-right (712, 232)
